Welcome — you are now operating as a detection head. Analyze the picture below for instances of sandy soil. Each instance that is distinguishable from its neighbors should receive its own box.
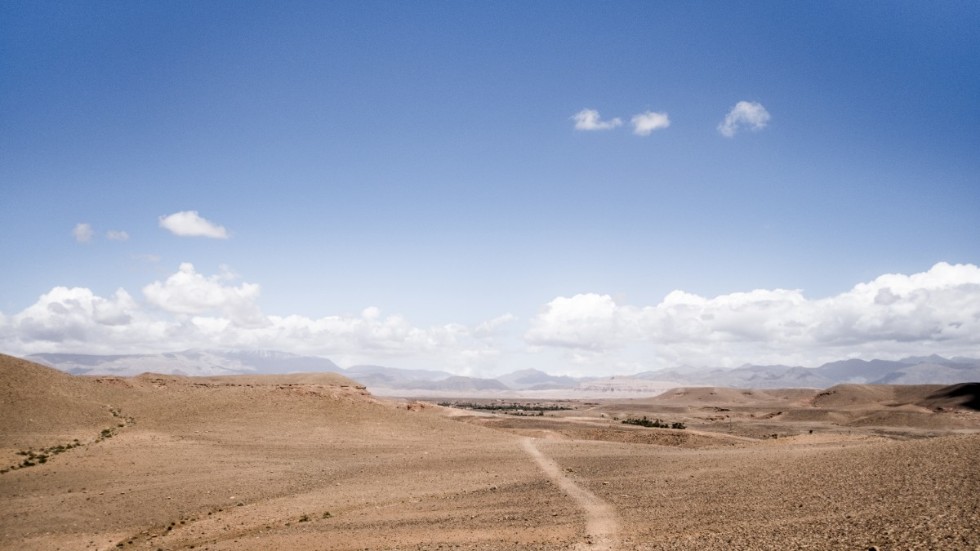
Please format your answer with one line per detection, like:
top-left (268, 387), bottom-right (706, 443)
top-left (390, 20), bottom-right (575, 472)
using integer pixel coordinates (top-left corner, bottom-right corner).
top-left (2, 354), bottom-right (979, 550)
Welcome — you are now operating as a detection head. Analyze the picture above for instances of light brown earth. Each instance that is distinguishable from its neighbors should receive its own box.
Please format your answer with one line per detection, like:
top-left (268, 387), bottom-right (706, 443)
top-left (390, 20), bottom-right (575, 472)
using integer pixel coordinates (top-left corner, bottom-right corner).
top-left (2, 353), bottom-right (979, 550)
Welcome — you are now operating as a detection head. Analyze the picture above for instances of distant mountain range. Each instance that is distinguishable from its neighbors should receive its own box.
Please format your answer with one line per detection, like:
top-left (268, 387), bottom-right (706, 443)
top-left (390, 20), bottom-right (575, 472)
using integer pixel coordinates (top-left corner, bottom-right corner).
top-left (633, 355), bottom-right (980, 388)
top-left (28, 350), bottom-right (342, 378)
top-left (25, 350), bottom-right (980, 396)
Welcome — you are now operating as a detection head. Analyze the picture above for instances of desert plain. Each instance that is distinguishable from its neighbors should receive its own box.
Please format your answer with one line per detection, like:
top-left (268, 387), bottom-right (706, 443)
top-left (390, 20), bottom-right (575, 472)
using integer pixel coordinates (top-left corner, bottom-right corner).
top-left (2, 353), bottom-right (979, 550)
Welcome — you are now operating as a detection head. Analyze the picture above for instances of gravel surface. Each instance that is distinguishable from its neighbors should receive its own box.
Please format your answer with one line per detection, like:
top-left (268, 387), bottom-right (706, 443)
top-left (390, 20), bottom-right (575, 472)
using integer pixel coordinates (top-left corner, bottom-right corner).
top-left (3, 354), bottom-right (979, 550)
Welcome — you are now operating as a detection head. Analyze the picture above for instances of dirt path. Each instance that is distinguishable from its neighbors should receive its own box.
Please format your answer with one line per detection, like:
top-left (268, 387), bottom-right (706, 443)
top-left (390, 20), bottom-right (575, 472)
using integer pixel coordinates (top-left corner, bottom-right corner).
top-left (521, 437), bottom-right (620, 550)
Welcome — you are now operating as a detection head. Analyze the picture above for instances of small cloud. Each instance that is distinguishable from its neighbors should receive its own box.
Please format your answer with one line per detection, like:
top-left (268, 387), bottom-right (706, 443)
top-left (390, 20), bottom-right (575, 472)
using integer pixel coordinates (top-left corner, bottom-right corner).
top-left (572, 109), bottom-right (622, 131)
top-left (106, 230), bottom-right (129, 241)
top-left (73, 223), bottom-right (94, 243)
top-left (159, 211), bottom-right (229, 239)
top-left (718, 101), bottom-right (771, 137)
top-left (631, 111), bottom-right (670, 136)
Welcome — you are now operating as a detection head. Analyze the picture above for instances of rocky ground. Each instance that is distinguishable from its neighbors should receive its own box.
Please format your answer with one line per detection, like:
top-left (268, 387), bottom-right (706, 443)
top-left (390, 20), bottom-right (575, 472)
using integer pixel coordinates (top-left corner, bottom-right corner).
top-left (2, 354), bottom-right (978, 550)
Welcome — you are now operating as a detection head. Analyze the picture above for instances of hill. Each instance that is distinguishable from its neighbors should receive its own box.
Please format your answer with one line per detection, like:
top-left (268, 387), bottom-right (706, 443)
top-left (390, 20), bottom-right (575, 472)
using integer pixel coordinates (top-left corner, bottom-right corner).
top-left (29, 349), bottom-right (343, 377)
top-left (919, 382), bottom-right (980, 411)
top-left (636, 356), bottom-right (980, 390)
top-left (1, 355), bottom-right (559, 550)
top-left (0, 354), bottom-right (117, 445)
top-left (2, 354), bottom-right (980, 550)
top-left (495, 369), bottom-right (583, 390)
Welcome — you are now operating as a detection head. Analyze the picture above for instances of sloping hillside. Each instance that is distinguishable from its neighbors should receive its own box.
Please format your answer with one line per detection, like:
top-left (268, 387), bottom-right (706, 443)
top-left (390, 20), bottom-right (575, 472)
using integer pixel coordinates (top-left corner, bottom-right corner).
top-left (919, 383), bottom-right (980, 411)
top-left (0, 354), bottom-right (117, 445)
top-left (650, 386), bottom-right (818, 406)
top-left (810, 384), bottom-right (947, 409)
top-left (0, 356), bottom-right (553, 551)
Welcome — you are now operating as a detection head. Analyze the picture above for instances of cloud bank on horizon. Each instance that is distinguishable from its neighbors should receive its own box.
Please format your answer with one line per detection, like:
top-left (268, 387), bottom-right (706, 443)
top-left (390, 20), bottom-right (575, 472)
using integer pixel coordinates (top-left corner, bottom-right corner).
top-left (2, 262), bottom-right (977, 375)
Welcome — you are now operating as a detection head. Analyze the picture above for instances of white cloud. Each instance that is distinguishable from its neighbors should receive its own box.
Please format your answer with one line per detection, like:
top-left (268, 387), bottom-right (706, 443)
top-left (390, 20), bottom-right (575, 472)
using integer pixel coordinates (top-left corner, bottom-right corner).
top-left (159, 211), bottom-right (229, 239)
top-left (106, 230), bottom-right (129, 241)
top-left (361, 306), bottom-right (382, 320)
top-left (4, 263), bottom-right (979, 375)
top-left (3, 286), bottom-right (162, 353)
top-left (526, 263), bottom-right (980, 368)
top-left (718, 101), bottom-right (771, 137)
top-left (73, 223), bottom-right (94, 243)
top-left (0, 263), bottom-right (506, 373)
top-left (631, 111), bottom-right (670, 136)
top-left (572, 109), bottom-right (622, 131)
top-left (142, 263), bottom-right (264, 326)
top-left (526, 294), bottom-right (636, 351)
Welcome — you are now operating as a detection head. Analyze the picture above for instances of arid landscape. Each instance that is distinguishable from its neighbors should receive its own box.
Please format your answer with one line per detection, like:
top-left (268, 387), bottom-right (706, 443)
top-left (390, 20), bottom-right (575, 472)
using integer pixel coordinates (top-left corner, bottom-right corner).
top-left (2, 353), bottom-right (979, 550)
top-left (4, 2), bottom-right (979, 550)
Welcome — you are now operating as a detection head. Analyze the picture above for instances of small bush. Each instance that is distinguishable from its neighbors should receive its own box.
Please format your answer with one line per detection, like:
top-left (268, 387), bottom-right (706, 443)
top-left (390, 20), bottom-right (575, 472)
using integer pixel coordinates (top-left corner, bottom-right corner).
top-left (622, 416), bottom-right (666, 428)
top-left (622, 416), bottom-right (686, 430)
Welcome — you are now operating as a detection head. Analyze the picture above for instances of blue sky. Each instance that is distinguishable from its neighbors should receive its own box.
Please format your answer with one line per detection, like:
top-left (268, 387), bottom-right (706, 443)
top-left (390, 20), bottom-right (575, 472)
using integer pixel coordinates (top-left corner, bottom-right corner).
top-left (2, 1), bottom-right (979, 375)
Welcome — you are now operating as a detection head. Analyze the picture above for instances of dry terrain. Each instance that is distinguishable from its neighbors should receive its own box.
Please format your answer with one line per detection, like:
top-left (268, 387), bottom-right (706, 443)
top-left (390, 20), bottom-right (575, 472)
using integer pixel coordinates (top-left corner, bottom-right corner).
top-left (2, 354), bottom-right (979, 550)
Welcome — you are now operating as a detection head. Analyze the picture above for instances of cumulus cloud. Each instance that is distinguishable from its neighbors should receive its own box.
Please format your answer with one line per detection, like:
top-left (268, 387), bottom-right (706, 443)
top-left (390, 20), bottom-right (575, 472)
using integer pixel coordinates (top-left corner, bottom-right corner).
top-left (631, 111), bottom-right (670, 136)
top-left (73, 223), bottom-right (94, 243)
top-left (3, 286), bottom-right (160, 353)
top-left (4, 263), bottom-right (979, 374)
top-left (718, 101), bottom-right (771, 137)
top-left (526, 263), bottom-right (980, 368)
top-left (106, 230), bottom-right (129, 241)
top-left (526, 294), bottom-right (633, 351)
top-left (572, 109), bottom-right (622, 131)
top-left (0, 263), bottom-right (506, 372)
top-left (159, 211), bottom-right (229, 239)
top-left (142, 263), bottom-right (264, 326)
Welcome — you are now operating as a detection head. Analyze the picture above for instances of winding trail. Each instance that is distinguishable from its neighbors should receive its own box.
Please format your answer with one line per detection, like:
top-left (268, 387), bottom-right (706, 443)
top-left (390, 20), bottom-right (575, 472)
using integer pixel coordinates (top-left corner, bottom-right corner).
top-left (521, 437), bottom-right (620, 551)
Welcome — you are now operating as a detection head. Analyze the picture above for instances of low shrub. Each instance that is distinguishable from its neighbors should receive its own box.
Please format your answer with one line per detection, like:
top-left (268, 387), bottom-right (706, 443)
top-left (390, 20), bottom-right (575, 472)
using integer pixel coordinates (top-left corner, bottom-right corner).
top-left (622, 416), bottom-right (686, 429)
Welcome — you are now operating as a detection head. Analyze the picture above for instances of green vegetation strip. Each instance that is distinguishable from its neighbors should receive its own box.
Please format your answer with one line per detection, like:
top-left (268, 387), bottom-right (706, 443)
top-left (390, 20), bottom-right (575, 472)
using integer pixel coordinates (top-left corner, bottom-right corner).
top-left (622, 416), bottom-right (686, 430)
top-left (438, 401), bottom-right (573, 412)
